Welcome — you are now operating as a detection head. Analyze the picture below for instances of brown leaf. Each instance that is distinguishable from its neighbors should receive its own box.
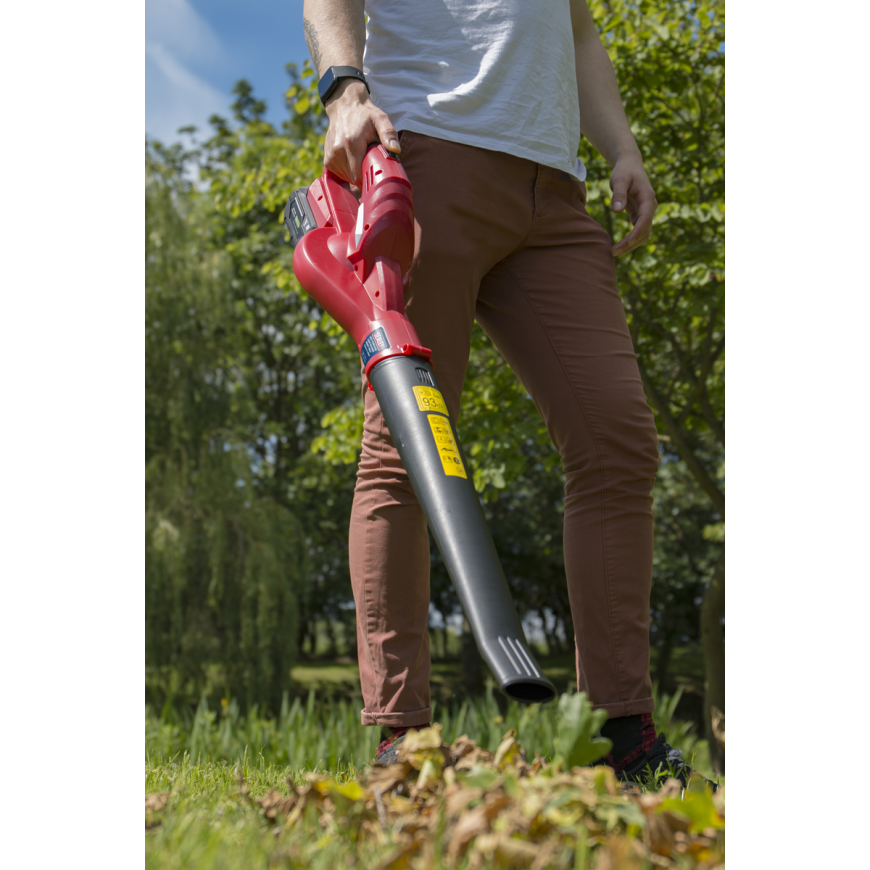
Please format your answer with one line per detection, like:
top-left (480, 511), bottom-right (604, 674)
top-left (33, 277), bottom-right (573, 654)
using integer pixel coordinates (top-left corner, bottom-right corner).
top-left (145, 791), bottom-right (171, 830)
top-left (494, 730), bottom-right (520, 768)
top-left (711, 707), bottom-right (725, 747)
top-left (145, 792), bottom-right (170, 813)
top-left (366, 761), bottom-right (414, 795)
top-left (659, 809), bottom-right (692, 835)
top-left (443, 783), bottom-right (483, 821)
top-left (644, 811), bottom-right (675, 858)
top-left (455, 746), bottom-right (496, 771)
top-left (529, 841), bottom-right (563, 870)
top-left (483, 790), bottom-right (514, 821)
top-left (447, 804), bottom-right (491, 862)
top-left (470, 832), bottom-right (539, 868)
top-left (375, 833), bottom-right (419, 870)
top-left (658, 778), bottom-right (684, 799)
top-left (447, 734), bottom-right (477, 765)
top-left (592, 834), bottom-right (647, 870)
top-left (257, 788), bottom-right (296, 822)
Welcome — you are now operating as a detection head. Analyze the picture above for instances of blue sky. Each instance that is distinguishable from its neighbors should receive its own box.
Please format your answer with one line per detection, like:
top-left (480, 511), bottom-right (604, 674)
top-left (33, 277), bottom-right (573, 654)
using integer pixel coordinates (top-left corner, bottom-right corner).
top-left (146, 0), bottom-right (312, 144)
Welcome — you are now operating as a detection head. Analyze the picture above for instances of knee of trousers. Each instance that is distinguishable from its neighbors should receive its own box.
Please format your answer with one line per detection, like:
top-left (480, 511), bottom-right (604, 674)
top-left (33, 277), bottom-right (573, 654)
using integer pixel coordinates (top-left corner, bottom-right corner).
top-left (560, 407), bottom-right (660, 500)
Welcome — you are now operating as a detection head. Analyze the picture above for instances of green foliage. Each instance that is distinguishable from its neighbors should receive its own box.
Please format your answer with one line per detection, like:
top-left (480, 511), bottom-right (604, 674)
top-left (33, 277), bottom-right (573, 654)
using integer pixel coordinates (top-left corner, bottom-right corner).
top-left (585, 0), bottom-right (725, 516)
top-left (146, 144), bottom-right (307, 712)
top-left (649, 458), bottom-right (721, 683)
top-left (659, 781), bottom-right (725, 833)
top-left (553, 693), bottom-right (612, 768)
top-left (146, 63), bottom-right (369, 710)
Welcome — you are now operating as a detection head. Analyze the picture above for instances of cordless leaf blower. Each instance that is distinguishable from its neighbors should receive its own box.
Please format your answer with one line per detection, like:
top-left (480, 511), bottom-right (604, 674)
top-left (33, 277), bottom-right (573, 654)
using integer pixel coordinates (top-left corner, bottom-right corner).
top-left (286, 144), bottom-right (556, 704)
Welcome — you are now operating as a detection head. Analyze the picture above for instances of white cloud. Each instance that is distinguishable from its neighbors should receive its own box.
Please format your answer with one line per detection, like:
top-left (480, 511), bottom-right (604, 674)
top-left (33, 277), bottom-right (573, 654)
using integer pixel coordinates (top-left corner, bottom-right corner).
top-left (146, 0), bottom-right (223, 66)
top-left (145, 0), bottom-right (227, 143)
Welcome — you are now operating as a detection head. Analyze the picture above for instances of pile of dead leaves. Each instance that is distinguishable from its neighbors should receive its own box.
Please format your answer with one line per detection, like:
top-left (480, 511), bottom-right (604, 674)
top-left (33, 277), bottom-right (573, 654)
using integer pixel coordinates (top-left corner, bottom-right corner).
top-left (245, 725), bottom-right (724, 869)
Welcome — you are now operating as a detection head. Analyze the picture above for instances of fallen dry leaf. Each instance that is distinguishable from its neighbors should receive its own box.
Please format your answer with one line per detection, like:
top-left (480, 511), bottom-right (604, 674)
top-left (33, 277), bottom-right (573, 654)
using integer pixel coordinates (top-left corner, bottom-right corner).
top-left (230, 724), bottom-right (724, 869)
top-left (711, 707), bottom-right (725, 748)
top-left (145, 791), bottom-right (171, 830)
top-left (256, 788), bottom-right (296, 822)
top-left (145, 792), bottom-right (170, 813)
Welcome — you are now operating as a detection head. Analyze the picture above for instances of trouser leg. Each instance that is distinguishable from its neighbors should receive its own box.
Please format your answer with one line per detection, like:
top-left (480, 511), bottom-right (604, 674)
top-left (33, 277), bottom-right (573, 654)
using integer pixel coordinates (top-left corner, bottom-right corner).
top-left (348, 132), bottom-right (533, 726)
top-left (475, 166), bottom-right (660, 717)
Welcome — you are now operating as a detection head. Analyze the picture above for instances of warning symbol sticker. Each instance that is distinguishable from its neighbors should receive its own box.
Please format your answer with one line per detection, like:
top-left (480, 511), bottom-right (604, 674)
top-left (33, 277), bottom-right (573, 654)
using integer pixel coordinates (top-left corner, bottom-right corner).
top-left (427, 415), bottom-right (467, 478)
top-left (413, 386), bottom-right (449, 416)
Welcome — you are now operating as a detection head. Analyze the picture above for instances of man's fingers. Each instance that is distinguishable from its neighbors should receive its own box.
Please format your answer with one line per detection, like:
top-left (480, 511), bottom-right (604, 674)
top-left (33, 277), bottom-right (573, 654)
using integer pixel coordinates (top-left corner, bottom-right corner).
top-left (347, 123), bottom-right (377, 184)
top-left (611, 204), bottom-right (652, 256)
top-left (610, 181), bottom-right (657, 256)
top-left (346, 147), bottom-right (364, 186)
top-left (611, 218), bottom-right (651, 256)
top-left (375, 112), bottom-right (401, 153)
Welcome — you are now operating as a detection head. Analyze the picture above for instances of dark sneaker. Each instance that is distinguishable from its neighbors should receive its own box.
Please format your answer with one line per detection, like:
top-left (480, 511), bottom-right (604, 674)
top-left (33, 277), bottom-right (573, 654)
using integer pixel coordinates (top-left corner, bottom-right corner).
top-left (618, 733), bottom-right (718, 791)
top-left (374, 723), bottom-right (431, 765)
top-left (375, 731), bottom-right (409, 765)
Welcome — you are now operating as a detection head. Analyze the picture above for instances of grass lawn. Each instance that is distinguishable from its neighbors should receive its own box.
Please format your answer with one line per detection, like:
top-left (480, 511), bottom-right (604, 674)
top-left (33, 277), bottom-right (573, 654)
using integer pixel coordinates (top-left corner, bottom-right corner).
top-left (146, 691), bottom-right (723, 869)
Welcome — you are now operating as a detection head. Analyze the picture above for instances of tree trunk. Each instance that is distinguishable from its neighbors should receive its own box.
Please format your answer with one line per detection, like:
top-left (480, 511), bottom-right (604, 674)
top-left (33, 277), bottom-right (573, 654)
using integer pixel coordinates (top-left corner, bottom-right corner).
top-left (306, 618), bottom-right (318, 657)
top-left (701, 547), bottom-right (725, 774)
top-left (655, 636), bottom-right (674, 691)
top-left (345, 617), bottom-right (359, 660)
top-left (542, 612), bottom-right (560, 657)
top-left (325, 618), bottom-right (338, 657)
top-left (561, 614), bottom-right (576, 661)
top-left (460, 618), bottom-right (485, 695)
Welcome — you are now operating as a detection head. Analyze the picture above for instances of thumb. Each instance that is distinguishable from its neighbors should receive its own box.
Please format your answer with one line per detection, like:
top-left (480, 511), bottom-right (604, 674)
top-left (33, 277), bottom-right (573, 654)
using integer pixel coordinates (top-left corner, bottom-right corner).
top-left (611, 183), bottom-right (628, 213)
top-left (610, 171), bottom-right (629, 212)
top-left (375, 112), bottom-right (401, 153)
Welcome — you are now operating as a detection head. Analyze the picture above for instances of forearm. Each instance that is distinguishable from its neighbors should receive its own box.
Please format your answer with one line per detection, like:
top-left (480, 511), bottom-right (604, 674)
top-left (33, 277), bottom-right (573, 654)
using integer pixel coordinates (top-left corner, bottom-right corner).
top-left (303, 0), bottom-right (366, 76)
top-left (571, 17), bottom-right (641, 166)
top-left (303, 0), bottom-right (399, 181)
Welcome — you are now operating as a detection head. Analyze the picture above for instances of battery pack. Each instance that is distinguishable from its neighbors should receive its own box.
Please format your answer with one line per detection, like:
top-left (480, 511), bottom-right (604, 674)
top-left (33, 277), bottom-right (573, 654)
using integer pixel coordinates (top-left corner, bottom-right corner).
top-left (284, 187), bottom-right (317, 246)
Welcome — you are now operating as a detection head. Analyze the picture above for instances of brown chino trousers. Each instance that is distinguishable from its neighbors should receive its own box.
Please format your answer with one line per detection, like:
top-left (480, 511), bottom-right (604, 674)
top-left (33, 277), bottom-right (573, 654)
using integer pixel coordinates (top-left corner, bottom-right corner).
top-left (349, 131), bottom-right (660, 727)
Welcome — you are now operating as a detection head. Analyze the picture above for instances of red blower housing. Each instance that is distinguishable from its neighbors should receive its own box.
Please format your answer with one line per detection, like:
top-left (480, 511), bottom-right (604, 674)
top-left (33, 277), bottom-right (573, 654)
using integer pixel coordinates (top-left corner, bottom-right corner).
top-left (289, 145), bottom-right (431, 376)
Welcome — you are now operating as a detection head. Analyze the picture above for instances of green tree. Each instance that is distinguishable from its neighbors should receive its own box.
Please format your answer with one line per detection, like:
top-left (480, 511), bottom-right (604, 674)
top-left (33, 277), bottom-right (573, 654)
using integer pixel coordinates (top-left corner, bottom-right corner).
top-left (582, 0), bottom-right (725, 770)
top-left (145, 142), bottom-right (308, 711)
top-left (200, 68), bottom-right (365, 662)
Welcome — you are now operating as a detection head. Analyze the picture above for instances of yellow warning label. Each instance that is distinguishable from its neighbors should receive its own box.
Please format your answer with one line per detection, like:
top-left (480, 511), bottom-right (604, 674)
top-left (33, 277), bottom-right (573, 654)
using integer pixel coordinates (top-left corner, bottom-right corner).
top-left (427, 415), bottom-right (467, 478)
top-left (413, 385), bottom-right (449, 416)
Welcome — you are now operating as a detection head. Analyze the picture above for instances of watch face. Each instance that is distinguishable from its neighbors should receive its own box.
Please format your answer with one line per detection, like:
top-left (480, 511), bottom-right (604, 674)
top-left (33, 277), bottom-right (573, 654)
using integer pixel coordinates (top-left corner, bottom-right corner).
top-left (318, 67), bottom-right (367, 104)
top-left (318, 68), bottom-right (336, 101)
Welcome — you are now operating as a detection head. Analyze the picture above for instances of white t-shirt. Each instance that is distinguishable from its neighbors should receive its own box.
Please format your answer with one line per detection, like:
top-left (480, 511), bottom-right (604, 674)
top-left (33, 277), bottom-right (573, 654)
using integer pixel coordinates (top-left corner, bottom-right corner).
top-left (364, 0), bottom-right (587, 180)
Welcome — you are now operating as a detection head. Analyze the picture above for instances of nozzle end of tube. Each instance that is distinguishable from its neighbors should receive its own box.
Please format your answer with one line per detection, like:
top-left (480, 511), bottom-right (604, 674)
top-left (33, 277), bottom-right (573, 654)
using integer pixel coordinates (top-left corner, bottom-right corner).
top-left (500, 677), bottom-right (557, 704)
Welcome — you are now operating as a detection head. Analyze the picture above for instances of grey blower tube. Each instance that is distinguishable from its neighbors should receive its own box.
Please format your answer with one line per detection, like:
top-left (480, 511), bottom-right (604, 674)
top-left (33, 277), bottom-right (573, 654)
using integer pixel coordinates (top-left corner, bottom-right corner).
top-left (368, 354), bottom-right (557, 704)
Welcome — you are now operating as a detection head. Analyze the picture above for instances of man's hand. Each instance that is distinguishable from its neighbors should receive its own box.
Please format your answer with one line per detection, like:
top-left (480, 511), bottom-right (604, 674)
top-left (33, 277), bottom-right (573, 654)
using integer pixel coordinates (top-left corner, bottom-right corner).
top-left (609, 155), bottom-right (657, 257)
top-left (324, 80), bottom-right (400, 185)
top-left (570, 0), bottom-right (657, 257)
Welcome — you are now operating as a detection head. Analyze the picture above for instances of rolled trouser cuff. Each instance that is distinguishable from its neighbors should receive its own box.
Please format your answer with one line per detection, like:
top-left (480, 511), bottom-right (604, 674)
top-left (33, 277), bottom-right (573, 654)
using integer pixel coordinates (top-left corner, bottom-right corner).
top-left (361, 706), bottom-right (434, 727)
top-left (590, 695), bottom-right (655, 719)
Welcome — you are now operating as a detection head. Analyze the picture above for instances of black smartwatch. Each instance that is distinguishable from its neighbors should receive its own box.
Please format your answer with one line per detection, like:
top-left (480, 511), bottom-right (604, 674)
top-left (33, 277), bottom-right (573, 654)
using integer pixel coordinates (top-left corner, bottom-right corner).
top-left (318, 66), bottom-right (370, 105)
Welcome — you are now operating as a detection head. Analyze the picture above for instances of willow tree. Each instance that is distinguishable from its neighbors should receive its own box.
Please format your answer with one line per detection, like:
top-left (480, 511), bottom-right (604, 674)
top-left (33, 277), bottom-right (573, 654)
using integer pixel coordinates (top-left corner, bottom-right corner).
top-left (146, 142), bottom-right (307, 711)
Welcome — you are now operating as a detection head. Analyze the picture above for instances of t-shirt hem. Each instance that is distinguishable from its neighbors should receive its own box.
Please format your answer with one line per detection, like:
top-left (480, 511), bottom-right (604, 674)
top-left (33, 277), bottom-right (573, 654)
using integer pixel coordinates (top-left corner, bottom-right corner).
top-left (395, 120), bottom-right (586, 181)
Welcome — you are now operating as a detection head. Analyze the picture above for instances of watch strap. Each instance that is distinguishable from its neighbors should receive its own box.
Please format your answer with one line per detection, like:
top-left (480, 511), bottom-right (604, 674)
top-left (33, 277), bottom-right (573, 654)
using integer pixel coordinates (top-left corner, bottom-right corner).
top-left (318, 66), bottom-right (370, 105)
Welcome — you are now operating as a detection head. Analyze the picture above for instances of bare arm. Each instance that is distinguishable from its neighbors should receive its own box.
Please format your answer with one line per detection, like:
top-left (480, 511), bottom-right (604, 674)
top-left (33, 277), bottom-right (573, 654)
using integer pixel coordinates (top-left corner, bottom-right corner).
top-left (570, 0), bottom-right (657, 256)
top-left (303, 0), bottom-right (400, 183)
